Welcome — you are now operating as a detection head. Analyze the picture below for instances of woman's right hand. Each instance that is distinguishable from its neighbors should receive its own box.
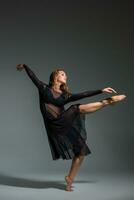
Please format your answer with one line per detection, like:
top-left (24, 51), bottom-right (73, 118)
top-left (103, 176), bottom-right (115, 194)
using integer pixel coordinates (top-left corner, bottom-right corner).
top-left (16, 64), bottom-right (24, 71)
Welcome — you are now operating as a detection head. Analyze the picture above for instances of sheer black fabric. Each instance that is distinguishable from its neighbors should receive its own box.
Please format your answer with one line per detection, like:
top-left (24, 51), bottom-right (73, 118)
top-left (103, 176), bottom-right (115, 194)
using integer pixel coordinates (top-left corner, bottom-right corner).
top-left (23, 65), bottom-right (103, 160)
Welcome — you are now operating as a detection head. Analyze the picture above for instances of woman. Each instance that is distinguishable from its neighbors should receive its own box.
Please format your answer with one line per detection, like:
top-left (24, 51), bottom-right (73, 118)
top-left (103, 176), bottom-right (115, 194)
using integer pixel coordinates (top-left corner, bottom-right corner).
top-left (16, 64), bottom-right (126, 191)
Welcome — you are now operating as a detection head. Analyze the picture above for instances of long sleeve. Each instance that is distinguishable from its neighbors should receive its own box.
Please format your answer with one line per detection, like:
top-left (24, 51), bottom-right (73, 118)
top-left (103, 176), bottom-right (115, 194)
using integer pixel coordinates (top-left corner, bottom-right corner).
top-left (23, 65), bottom-right (45, 90)
top-left (64, 89), bottom-right (103, 104)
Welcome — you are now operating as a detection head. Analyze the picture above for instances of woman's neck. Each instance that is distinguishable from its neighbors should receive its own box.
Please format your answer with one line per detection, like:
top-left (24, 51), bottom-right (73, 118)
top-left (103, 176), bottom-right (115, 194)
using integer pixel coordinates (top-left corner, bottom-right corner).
top-left (52, 83), bottom-right (62, 92)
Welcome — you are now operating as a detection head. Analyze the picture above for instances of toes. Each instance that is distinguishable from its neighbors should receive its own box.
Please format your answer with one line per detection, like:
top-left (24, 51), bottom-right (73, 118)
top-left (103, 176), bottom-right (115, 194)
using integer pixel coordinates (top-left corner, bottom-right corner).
top-left (122, 94), bottom-right (127, 99)
top-left (119, 95), bottom-right (127, 100)
top-left (65, 185), bottom-right (74, 192)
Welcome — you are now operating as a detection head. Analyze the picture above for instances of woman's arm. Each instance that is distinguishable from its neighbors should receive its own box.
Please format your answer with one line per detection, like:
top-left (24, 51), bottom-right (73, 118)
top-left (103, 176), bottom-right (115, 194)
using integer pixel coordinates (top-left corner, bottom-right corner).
top-left (16, 64), bottom-right (46, 90)
top-left (64, 89), bottom-right (103, 104)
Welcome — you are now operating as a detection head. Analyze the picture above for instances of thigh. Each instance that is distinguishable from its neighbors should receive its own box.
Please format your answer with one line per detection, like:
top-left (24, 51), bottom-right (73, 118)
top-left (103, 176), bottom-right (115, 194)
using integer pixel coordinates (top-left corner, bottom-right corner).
top-left (79, 102), bottom-right (101, 113)
top-left (78, 103), bottom-right (90, 113)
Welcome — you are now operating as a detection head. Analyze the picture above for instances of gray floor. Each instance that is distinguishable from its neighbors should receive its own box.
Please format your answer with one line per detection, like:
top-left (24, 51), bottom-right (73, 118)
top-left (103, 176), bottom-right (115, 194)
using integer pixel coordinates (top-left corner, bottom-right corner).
top-left (0, 171), bottom-right (133, 200)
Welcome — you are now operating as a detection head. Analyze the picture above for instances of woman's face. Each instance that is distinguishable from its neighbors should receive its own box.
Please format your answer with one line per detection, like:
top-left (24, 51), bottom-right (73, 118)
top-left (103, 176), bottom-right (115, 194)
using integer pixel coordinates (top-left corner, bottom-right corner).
top-left (56, 70), bottom-right (68, 84)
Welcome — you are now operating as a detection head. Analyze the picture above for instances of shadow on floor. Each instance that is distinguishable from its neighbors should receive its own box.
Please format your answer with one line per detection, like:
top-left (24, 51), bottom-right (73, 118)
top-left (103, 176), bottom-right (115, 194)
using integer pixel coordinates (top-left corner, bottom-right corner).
top-left (0, 173), bottom-right (98, 191)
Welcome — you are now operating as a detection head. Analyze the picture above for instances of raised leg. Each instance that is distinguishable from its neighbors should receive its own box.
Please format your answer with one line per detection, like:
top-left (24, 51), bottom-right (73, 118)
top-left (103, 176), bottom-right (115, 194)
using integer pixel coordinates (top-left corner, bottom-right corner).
top-left (79, 94), bottom-right (126, 114)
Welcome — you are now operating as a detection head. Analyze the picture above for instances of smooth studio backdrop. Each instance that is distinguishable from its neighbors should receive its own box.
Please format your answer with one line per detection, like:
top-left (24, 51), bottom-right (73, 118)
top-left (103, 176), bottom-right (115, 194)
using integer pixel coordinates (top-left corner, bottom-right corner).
top-left (0, 0), bottom-right (133, 176)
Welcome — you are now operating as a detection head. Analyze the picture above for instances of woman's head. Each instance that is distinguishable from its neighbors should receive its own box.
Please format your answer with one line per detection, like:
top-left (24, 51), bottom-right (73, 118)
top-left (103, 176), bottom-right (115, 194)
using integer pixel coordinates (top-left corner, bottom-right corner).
top-left (49, 68), bottom-right (67, 87)
top-left (49, 68), bottom-right (71, 97)
top-left (49, 68), bottom-right (67, 86)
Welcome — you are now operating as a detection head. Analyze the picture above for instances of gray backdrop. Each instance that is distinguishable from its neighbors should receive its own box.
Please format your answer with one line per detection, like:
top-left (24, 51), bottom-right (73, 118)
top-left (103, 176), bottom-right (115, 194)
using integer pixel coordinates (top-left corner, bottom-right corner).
top-left (0, 0), bottom-right (133, 177)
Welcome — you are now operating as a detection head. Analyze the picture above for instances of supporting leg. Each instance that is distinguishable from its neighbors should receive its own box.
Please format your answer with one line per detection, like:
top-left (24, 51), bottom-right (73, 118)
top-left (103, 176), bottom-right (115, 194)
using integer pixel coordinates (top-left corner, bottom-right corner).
top-left (65, 155), bottom-right (85, 191)
top-left (68, 155), bottom-right (84, 180)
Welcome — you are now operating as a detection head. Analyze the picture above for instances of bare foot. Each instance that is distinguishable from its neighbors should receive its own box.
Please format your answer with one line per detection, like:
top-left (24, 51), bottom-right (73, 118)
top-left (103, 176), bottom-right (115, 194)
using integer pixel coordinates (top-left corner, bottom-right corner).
top-left (65, 185), bottom-right (74, 192)
top-left (65, 176), bottom-right (74, 192)
top-left (102, 94), bottom-right (127, 106)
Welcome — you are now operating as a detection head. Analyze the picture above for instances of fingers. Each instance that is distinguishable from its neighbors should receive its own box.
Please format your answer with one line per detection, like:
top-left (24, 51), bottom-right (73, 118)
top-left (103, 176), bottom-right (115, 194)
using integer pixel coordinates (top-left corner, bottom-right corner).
top-left (108, 87), bottom-right (118, 94)
top-left (111, 88), bottom-right (117, 93)
top-left (102, 87), bottom-right (118, 94)
top-left (16, 64), bottom-right (24, 71)
top-left (113, 89), bottom-right (117, 93)
top-left (16, 64), bottom-right (21, 68)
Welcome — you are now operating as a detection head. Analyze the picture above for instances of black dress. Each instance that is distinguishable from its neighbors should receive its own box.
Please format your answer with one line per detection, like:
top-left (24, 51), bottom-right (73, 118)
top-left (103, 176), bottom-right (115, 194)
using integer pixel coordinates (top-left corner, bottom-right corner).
top-left (23, 65), bottom-right (103, 160)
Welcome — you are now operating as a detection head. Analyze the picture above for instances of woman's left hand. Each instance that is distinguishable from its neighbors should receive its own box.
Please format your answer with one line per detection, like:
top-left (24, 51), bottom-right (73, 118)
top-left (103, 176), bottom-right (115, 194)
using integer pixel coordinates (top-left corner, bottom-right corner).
top-left (102, 87), bottom-right (118, 94)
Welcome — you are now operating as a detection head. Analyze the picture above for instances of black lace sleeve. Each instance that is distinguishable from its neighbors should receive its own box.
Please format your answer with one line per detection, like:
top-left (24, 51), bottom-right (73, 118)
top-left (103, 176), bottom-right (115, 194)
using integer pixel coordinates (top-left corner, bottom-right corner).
top-left (64, 89), bottom-right (103, 104)
top-left (23, 65), bottom-right (47, 90)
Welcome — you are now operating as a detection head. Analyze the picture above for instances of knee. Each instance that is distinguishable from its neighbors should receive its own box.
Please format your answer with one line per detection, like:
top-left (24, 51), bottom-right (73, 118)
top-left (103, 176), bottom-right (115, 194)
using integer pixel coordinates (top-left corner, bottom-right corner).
top-left (79, 105), bottom-right (86, 113)
top-left (79, 155), bottom-right (85, 161)
top-left (75, 155), bottom-right (85, 162)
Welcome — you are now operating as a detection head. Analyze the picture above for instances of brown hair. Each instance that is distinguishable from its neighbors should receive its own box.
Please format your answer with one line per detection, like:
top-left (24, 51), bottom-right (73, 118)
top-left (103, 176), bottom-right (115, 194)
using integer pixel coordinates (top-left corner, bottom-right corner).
top-left (48, 68), bottom-right (72, 99)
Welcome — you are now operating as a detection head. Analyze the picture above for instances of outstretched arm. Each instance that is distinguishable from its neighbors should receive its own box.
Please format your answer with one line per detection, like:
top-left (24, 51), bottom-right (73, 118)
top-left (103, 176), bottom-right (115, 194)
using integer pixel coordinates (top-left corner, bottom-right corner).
top-left (64, 89), bottom-right (103, 104)
top-left (16, 64), bottom-right (46, 90)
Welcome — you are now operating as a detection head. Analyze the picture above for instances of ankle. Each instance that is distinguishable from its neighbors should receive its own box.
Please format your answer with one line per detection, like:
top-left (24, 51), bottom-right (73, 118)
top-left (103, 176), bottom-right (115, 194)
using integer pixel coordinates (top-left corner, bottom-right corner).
top-left (65, 175), bottom-right (74, 183)
top-left (67, 175), bottom-right (73, 181)
top-left (102, 96), bottom-right (116, 106)
top-left (101, 99), bottom-right (109, 106)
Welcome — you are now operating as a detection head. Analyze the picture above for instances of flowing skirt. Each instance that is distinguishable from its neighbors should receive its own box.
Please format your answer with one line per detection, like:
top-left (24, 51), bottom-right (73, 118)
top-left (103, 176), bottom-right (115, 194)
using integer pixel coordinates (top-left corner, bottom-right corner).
top-left (43, 103), bottom-right (91, 160)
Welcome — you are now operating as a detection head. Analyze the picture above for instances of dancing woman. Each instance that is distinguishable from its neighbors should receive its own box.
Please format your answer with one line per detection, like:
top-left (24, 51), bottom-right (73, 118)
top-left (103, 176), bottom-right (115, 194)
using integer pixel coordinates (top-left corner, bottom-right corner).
top-left (16, 64), bottom-right (126, 191)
